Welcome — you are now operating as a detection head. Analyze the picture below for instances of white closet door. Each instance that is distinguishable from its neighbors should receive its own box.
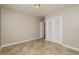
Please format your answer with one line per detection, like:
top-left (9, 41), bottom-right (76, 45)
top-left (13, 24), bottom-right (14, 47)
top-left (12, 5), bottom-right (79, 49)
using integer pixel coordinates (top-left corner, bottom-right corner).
top-left (46, 18), bottom-right (53, 41)
top-left (54, 16), bottom-right (63, 44)
top-left (46, 16), bottom-right (63, 44)
top-left (48, 20), bottom-right (53, 41)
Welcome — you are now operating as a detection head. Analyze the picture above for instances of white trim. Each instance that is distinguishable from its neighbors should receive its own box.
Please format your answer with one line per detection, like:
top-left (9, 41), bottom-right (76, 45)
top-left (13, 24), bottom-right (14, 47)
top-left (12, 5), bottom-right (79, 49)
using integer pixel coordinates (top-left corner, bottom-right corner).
top-left (1, 38), bottom-right (79, 52)
top-left (62, 44), bottom-right (79, 52)
top-left (46, 39), bottom-right (62, 45)
top-left (46, 40), bottom-right (79, 52)
top-left (1, 38), bottom-right (40, 48)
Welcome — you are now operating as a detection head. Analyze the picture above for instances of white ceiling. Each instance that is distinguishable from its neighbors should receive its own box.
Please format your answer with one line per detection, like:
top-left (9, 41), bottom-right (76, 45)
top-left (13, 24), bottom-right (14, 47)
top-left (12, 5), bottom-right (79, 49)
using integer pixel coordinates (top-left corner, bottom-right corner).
top-left (1, 4), bottom-right (72, 18)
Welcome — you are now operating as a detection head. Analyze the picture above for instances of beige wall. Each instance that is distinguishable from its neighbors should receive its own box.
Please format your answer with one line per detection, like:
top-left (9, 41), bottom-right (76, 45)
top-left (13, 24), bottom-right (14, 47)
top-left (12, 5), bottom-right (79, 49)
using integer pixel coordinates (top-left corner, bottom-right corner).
top-left (46, 5), bottom-right (79, 49)
top-left (1, 8), bottom-right (40, 46)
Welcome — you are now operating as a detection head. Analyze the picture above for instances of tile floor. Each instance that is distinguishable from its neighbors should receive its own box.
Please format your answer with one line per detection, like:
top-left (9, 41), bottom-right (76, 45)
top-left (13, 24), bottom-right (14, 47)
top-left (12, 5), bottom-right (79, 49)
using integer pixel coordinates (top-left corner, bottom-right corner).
top-left (1, 39), bottom-right (79, 55)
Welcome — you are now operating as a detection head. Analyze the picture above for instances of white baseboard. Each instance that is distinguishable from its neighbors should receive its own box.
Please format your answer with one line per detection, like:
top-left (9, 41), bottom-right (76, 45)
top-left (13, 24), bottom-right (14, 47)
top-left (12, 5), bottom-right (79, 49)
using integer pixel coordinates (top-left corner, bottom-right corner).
top-left (1, 38), bottom-right (40, 48)
top-left (62, 44), bottom-right (79, 52)
top-left (1, 38), bottom-right (79, 52)
top-left (46, 39), bottom-right (79, 52)
top-left (46, 39), bottom-right (62, 45)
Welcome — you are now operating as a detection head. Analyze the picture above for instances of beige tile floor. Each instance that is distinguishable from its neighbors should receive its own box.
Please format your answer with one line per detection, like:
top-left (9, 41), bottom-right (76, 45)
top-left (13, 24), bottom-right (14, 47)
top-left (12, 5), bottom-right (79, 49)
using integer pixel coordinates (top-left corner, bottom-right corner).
top-left (0, 39), bottom-right (79, 55)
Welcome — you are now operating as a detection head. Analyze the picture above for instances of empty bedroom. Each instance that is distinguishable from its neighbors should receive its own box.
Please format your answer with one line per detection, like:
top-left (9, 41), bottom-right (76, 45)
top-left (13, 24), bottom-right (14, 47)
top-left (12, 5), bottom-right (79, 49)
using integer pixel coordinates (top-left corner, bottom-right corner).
top-left (0, 4), bottom-right (79, 55)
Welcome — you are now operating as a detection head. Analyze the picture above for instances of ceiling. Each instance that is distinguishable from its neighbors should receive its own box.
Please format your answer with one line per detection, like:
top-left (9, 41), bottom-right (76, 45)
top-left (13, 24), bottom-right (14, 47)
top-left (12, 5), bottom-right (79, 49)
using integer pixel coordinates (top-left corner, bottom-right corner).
top-left (1, 4), bottom-right (72, 18)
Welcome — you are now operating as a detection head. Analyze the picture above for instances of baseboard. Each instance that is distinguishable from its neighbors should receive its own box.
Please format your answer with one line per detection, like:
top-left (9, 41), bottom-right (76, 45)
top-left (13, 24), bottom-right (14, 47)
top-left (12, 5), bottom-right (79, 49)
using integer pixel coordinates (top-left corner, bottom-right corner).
top-left (1, 38), bottom-right (40, 48)
top-left (46, 39), bottom-right (62, 45)
top-left (46, 39), bottom-right (79, 52)
top-left (1, 38), bottom-right (79, 52)
top-left (62, 44), bottom-right (79, 52)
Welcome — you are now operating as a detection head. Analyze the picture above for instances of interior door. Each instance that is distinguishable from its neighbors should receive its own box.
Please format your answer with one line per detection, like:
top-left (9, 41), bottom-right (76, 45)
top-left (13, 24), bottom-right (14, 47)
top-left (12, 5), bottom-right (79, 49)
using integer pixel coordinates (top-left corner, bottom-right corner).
top-left (46, 16), bottom-right (63, 44)
top-left (46, 18), bottom-right (53, 41)
top-left (53, 16), bottom-right (63, 44)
